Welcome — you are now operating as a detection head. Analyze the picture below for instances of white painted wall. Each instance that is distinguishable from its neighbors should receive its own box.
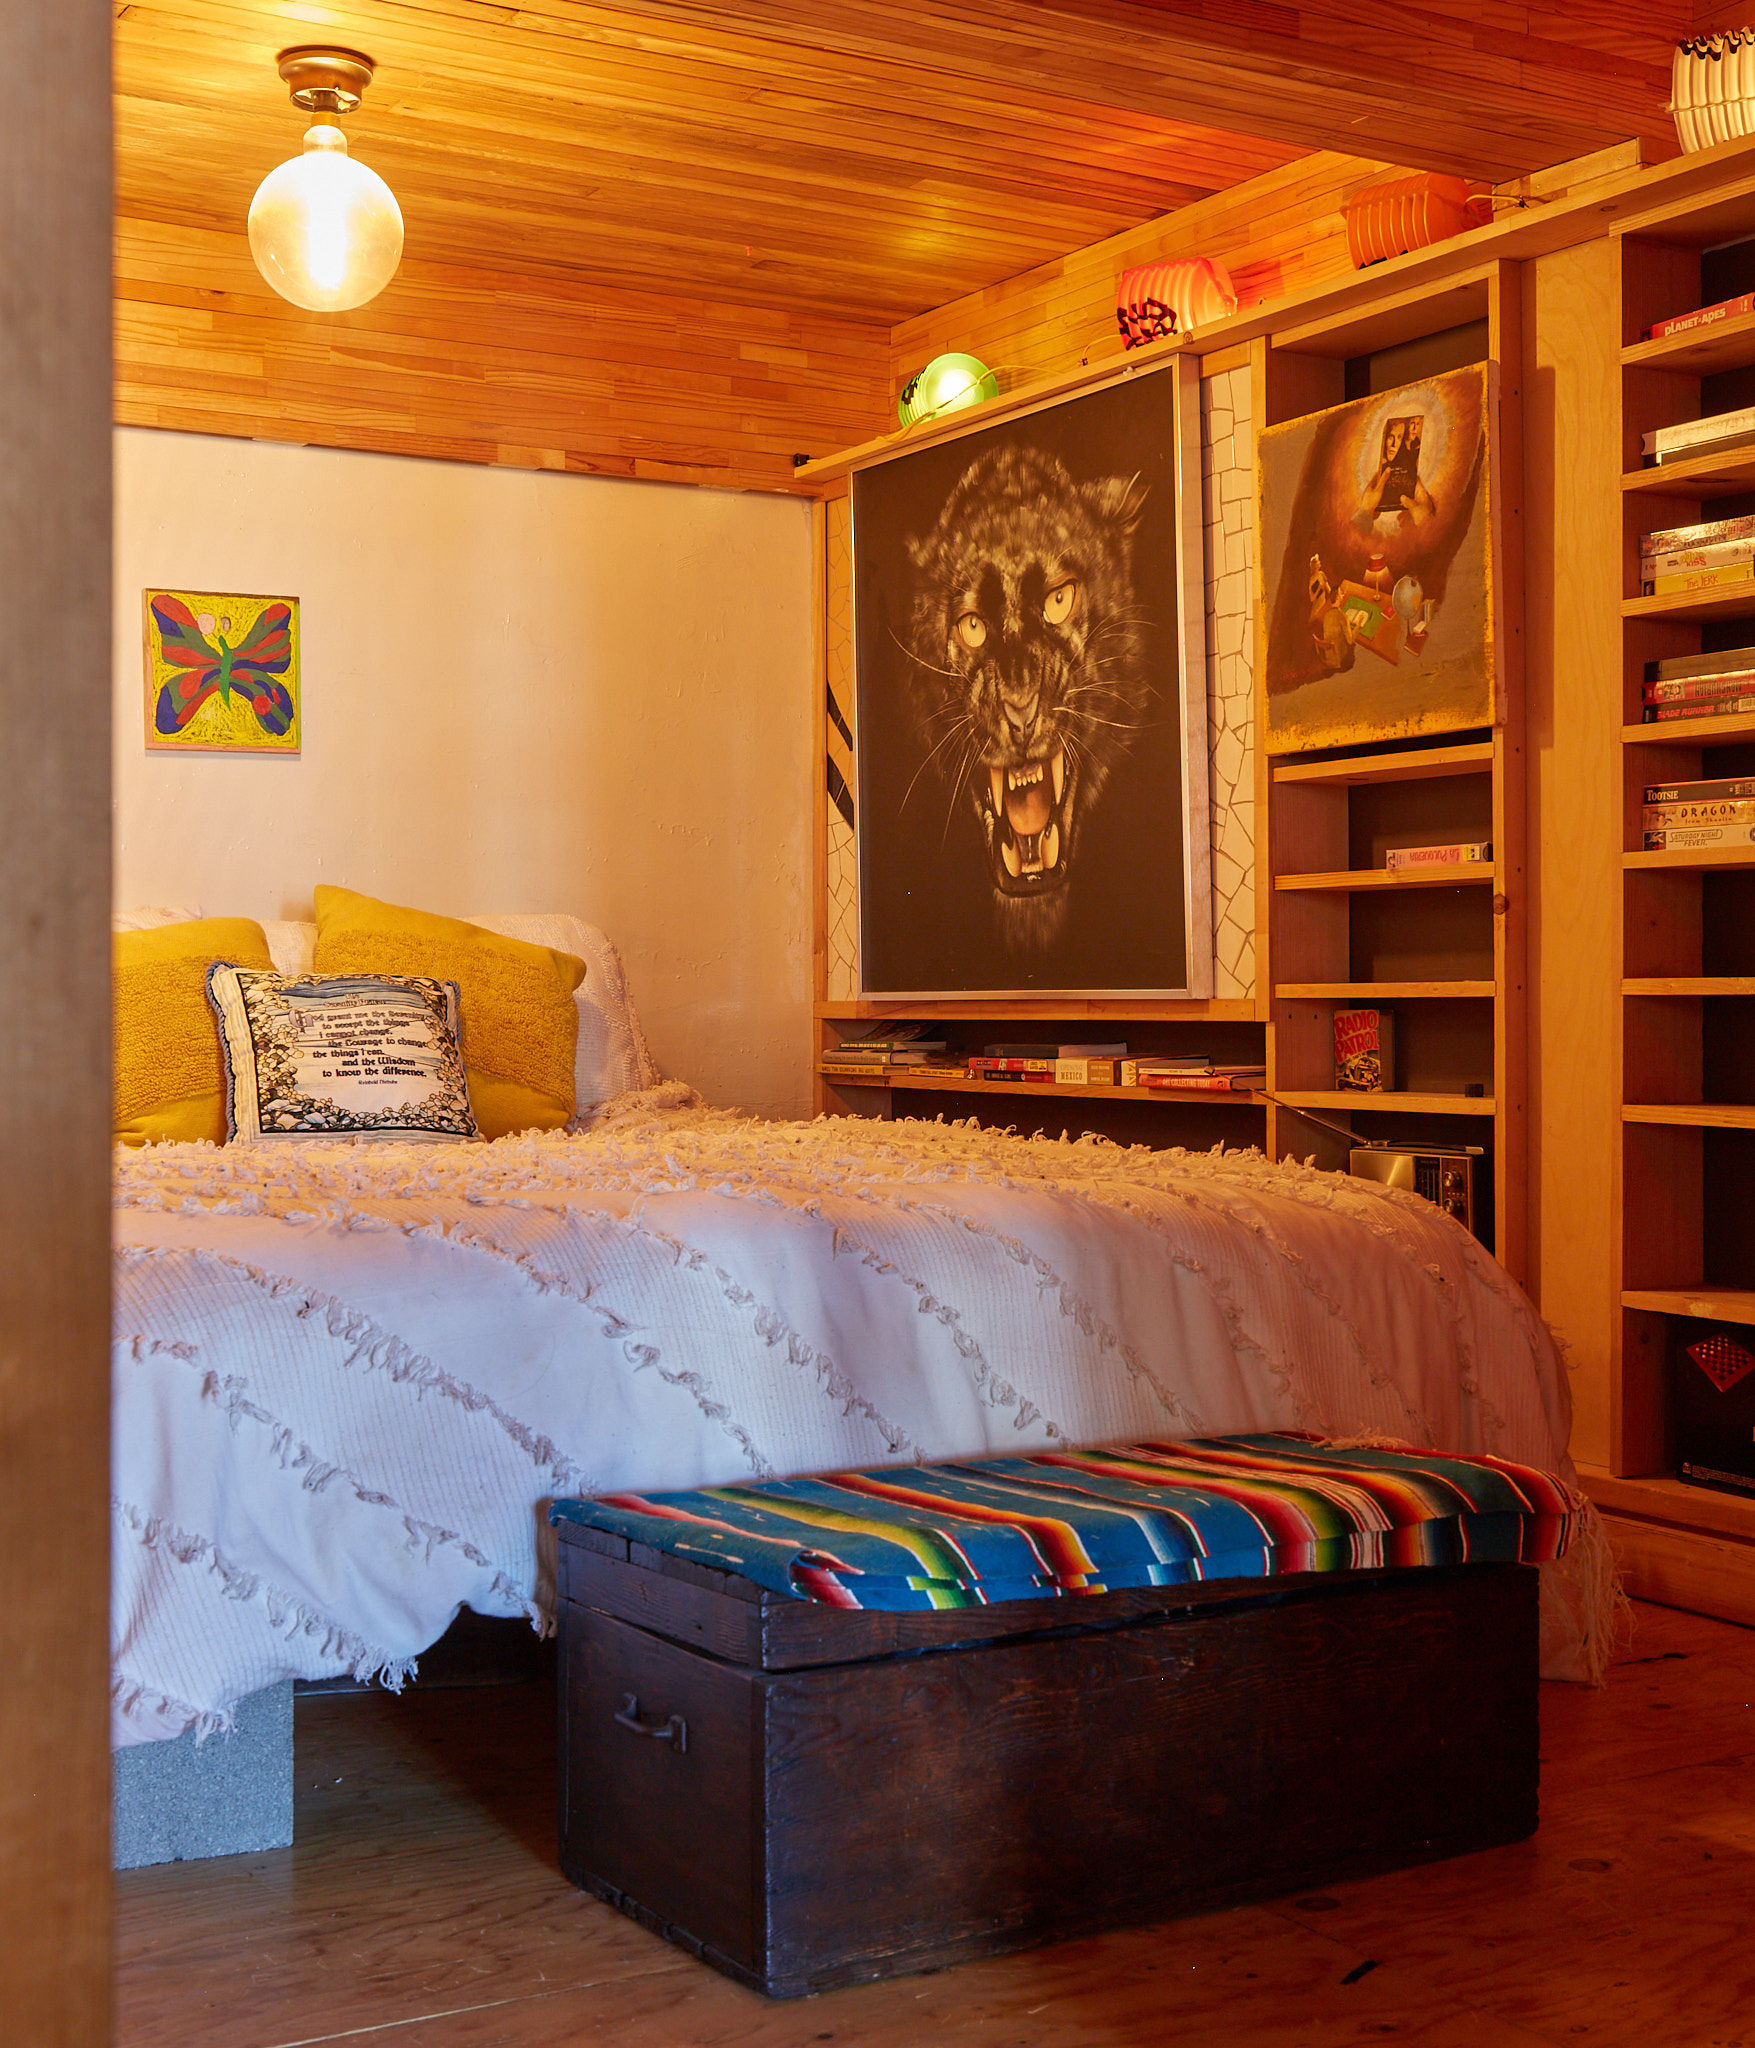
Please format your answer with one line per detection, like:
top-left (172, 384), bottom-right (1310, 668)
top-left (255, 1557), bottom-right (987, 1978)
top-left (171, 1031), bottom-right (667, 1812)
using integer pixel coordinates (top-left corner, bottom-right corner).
top-left (113, 429), bottom-right (816, 1119)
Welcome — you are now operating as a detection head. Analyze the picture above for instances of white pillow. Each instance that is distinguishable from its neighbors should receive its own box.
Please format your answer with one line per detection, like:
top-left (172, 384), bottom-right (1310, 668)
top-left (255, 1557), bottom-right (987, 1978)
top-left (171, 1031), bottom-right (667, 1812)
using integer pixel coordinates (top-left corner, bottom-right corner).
top-left (113, 904), bottom-right (203, 932)
top-left (261, 919), bottom-right (317, 978)
top-left (465, 914), bottom-right (660, 1110)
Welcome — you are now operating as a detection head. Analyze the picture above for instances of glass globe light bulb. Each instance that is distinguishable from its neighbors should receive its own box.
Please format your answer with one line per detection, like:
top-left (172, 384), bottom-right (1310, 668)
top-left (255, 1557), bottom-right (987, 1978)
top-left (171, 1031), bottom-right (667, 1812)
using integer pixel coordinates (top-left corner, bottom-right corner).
top-left (897, 352), bottom-right (999, 427)
top-left (248, 123), bottom-right (403, 313)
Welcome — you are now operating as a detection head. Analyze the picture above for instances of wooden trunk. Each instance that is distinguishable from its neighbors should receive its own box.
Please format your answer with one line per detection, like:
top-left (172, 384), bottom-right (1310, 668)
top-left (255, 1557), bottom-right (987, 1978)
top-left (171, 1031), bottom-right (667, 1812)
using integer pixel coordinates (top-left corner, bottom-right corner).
top-left (556, 1524), bottom-right (1539, 1999)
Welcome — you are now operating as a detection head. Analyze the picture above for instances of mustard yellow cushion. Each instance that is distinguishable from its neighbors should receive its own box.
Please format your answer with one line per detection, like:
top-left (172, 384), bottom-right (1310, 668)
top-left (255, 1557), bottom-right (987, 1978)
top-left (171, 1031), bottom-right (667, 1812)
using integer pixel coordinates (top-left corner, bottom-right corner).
top-left (311, 886), bottom-right (584, 1138)
top-left (115, 917), bottom-right (275, 1147)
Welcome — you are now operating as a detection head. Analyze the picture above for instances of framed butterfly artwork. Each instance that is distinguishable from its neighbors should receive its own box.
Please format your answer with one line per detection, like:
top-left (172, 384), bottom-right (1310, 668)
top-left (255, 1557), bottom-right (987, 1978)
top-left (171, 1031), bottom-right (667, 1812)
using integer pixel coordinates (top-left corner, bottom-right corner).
top-left (142, 589), bottom-right (301, 754)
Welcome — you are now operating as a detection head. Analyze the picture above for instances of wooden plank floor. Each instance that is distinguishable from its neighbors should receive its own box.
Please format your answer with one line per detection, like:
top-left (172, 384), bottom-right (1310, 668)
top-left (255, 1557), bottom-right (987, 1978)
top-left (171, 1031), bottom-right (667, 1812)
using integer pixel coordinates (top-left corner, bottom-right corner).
top-left (115, 1600), bottom-right (1755, 2048)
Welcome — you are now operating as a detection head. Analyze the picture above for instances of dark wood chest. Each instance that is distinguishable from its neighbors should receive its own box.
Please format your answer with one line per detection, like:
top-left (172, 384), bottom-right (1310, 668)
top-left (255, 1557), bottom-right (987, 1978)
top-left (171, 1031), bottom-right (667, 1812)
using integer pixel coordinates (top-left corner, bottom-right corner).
top-left (556, 1520), bottom-right (1538, 1999)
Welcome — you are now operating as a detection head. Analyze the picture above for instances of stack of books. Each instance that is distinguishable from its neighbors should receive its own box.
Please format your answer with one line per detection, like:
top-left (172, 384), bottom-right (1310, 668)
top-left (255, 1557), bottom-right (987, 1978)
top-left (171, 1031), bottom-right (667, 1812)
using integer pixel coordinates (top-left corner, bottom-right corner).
top-left (966, 1042), bottom-right (1060, 1083)
top-left (1639, 513), bottom-right (1755, 596)
top-left (967, 1042), bottom-right (1131, 1084)
top-left (1642, 775), bottom-right (1755, 851)
top-left (1642, 643), bottom-right (1755, 723)
top-left (1643, 407), bottom-right (1755, 468)
top-left (820, 1022), bottom-right (958, 1079)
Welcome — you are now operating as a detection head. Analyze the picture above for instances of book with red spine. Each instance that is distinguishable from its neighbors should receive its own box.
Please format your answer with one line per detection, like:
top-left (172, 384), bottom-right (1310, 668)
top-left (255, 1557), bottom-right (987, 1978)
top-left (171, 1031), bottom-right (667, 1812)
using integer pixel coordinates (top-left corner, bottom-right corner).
top-left (1644, 671), bottom-right (1755, 704)
top-left (1138, 1069), bottom-right (1266, 1093)
top-left (966, 1056), bottom-right (1055, 1076)
top-left (1644, 696), bottom-right (1755, 723)
top-left (1645, 293), bottom-right (1755, 341)
top-left (1384, 841), bottom-right (1491, 870)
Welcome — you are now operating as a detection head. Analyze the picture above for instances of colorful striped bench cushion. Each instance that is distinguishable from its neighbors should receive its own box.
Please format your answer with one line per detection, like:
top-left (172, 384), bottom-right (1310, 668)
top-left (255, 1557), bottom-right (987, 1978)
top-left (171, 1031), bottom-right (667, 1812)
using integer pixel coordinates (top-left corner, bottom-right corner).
top-left (549, 1434), bottom-right (1579, 1612)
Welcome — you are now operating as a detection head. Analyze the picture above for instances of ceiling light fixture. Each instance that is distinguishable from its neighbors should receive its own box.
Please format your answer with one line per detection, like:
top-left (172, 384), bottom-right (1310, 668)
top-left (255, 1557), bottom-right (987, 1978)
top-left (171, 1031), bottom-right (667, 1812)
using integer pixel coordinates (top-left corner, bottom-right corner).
top-left (248, 46), bottom-right (403, 313)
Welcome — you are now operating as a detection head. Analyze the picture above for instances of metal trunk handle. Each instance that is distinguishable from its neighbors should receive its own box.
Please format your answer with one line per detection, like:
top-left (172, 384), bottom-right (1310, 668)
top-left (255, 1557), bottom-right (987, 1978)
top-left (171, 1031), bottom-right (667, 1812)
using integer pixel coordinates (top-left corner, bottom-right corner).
top-left (614, 1693), bottom-right (688, 1754)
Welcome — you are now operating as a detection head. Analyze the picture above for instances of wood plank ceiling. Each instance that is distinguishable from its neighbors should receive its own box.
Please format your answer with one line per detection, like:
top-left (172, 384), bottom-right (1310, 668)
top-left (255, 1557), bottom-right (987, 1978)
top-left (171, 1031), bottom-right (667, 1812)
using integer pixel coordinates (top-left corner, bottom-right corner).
top-left (113, 1), bottom-right (1690, 487)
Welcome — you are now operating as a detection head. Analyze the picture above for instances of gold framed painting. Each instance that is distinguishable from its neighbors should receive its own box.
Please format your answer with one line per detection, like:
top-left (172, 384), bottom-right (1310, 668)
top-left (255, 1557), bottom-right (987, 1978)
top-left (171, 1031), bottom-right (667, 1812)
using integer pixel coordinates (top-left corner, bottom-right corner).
top-left (143, 589), bottom-right (300, 754)
top-left (1258, 364), bottom-right (1496, 754)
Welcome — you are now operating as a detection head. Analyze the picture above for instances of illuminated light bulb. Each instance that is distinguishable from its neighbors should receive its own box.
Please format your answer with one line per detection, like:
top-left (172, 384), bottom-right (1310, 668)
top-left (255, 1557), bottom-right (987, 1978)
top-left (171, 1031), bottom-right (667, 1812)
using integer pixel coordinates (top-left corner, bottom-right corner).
top-left (249, 122), bottom-right (403, 313)
top-left (897, 352), bottom-right (999, 427)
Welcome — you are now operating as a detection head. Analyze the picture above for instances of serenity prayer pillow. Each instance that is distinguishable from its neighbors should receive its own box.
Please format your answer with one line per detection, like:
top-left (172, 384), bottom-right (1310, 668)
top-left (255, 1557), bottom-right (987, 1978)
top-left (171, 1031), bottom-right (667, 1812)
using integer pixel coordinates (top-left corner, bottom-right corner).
top-left (205, 964), bottom-right (480, 1142)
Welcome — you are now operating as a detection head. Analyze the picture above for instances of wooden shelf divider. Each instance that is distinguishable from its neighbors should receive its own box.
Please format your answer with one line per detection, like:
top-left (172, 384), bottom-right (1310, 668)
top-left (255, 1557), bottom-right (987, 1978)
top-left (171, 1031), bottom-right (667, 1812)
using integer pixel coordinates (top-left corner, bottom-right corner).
top-left (1274, 865), bottom-right (1497, 893)
top-left (1622, 1101), bottom-right (1755, 1129)
top-left (1273, 1089), bottom-right (1495, 1117)
top-left (1622, 1286), bottom-right (1755, 1327)
top-left (1274, 980), bottom-right (1494, 1000)
top-left (1271, 741), bottom-right (1494, 786)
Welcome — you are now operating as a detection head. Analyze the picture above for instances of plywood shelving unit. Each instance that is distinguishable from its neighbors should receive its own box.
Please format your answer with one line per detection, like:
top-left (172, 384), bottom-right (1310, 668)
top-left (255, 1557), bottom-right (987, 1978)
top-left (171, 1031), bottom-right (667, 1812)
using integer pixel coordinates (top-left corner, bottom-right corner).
top-left (804, 143), bottom-right (1755, 1631)
top-left (1254, 258), bottom-right (1526, 1280)
top-left (1586, 179), bottom-right (1755, 1622)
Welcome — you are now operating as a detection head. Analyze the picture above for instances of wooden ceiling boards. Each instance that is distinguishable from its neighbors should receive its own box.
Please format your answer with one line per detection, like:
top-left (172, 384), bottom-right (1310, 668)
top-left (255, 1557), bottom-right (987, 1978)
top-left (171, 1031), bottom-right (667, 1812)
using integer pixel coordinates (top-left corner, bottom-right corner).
top-left (115, 1), bottom-right (1687, 329)
top-left (112, 3), bottom-right (1692, 489)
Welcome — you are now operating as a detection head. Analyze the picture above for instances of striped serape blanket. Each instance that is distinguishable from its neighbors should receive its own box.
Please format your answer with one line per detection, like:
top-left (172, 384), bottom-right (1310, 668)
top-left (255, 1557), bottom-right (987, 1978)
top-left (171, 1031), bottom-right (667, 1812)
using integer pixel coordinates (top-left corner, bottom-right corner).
top-left (550, 1433), bottom-right (1579, 1611)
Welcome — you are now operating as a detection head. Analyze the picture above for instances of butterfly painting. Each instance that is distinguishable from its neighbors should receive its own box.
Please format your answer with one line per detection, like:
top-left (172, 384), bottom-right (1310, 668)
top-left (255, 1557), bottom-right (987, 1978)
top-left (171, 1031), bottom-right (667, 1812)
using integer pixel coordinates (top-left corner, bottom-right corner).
top-left (143, 590), bottom-right (300, 753)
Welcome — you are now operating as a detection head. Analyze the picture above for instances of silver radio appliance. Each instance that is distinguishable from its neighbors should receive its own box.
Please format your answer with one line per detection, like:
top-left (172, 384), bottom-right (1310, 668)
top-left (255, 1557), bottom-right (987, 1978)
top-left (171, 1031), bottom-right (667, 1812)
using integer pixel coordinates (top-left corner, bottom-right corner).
top-left (1348, 1144), bottom-right (1482, 1235)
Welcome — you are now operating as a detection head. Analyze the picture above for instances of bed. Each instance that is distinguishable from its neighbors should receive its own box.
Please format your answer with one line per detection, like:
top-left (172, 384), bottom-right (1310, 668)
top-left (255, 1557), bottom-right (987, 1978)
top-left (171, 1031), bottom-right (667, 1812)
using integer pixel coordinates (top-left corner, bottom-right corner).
top-left (111, 908), bottom-right (1611, 1758)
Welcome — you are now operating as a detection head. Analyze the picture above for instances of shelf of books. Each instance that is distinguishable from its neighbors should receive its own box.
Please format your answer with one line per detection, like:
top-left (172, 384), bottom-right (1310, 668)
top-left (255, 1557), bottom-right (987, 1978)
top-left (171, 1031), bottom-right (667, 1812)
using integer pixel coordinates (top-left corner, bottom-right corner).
top-left (1606, 197), bottom-right (1755, 1595)
top-left (1251, 256), bottom-right (1526, 1281)
top-left (816, 1021), bottom-right (1271, 1153)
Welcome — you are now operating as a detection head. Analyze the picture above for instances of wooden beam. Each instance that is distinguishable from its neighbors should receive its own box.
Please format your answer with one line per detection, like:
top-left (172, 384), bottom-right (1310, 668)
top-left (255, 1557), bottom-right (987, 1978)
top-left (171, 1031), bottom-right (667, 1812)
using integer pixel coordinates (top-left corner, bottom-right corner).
top-left (0, 3), bottom-right (114, 2043)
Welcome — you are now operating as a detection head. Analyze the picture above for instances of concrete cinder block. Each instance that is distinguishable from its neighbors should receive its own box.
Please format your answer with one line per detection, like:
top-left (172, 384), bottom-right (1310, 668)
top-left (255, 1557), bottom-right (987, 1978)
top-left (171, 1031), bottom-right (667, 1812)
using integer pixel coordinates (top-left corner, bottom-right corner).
top-left (113, 1681), bottom-right (293, 1869)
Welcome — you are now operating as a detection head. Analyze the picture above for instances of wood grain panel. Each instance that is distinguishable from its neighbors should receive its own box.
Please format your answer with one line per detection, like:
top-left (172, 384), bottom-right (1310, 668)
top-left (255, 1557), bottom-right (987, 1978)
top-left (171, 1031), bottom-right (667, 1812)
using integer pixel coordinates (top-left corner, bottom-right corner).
top-left (613, 0), bottom-right (1683, 180)
top-left (0, 5), bottom-right (114, 2044)
top-left (891, 153), bottom-right (1398, 400)
top-left (1525, 231), bottom-right (1624, 1469)
top-left (115, 214), bottom-right (893, 490)
top-left (112, 0), bottom-right (1309, 329)
top-left (111, 1601), bottom-right (1755, 2048)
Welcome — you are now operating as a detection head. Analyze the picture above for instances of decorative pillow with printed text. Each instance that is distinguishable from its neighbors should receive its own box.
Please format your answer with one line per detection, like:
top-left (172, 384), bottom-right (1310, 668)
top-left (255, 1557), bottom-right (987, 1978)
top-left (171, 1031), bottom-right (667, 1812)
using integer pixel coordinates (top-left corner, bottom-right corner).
top-left (206, 964), bottom-right (480, 1142)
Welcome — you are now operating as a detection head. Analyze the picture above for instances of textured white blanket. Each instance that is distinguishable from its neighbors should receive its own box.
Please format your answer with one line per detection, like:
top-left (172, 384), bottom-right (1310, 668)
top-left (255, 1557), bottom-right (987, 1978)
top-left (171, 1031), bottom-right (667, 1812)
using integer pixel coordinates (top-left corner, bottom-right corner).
top-left (112, 1092), bottom-right (1598, 1745)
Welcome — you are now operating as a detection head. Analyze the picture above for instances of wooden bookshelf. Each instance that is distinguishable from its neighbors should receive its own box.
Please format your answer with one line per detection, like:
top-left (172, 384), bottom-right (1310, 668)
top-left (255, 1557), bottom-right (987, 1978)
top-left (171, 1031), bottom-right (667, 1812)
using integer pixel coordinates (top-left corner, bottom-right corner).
top-left (1253, 256), bottom-right (1525, 1278)
top-left (1604, 190), bottom-right (1755, 1622)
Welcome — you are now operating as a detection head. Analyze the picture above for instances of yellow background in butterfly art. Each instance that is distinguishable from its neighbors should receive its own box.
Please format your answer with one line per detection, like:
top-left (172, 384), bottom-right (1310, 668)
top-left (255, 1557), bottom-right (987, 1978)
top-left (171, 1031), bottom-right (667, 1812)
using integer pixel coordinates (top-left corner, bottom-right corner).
top-left (142, 588), bottom-right (301, 754)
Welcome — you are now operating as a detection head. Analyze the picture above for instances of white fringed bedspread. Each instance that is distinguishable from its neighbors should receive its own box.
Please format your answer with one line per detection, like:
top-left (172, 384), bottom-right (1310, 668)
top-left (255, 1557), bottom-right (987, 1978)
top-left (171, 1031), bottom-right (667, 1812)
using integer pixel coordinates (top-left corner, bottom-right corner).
top-left (112, 1090), bottom-right (1601, 1745)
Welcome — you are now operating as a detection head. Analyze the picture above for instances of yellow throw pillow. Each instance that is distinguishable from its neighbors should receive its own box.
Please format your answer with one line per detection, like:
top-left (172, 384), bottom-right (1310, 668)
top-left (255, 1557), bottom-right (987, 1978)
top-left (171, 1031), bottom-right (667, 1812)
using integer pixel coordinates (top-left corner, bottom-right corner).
top-left (115, 917), bottom-right (275, 1147)
top-left (311, 886), bottom-right (584, 1138)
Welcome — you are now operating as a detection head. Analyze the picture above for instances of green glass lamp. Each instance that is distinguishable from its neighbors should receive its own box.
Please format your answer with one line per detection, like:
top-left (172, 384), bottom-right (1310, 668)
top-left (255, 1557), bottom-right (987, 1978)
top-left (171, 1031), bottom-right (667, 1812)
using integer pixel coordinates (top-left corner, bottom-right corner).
top-left (897, 352), bottom-right (999, 427)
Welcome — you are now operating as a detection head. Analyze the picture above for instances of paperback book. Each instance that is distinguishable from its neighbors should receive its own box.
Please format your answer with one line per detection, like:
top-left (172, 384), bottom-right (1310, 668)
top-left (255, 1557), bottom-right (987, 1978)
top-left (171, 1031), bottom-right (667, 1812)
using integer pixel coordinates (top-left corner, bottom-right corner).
top-left (1643, 776), bottom-right (1755, 804)
top-left (1644, 672), bottom-right (1755, 703)
top-left (1641, 515), bottom-right (1755, 557)
top-left (1138, 1069), bottom-right (1266, 1093)
top-left (1644, 696), bottom-right (1755, 723)
top-left (1648, 642), bottom-right (1755, 681)
top-left (1643, 561), bottom-right (1755, 597)
top-left (1645, 293), bottom-right (1755, 341)
top-left (1384, 841), bottom-right (1492, 870)
top-left (1334, 1008), bottom-right (1395, 1092)
top-left (1644, 405), bottom-right (1755, 460)
top-left (1641, 799), bottom-right (1755, 830)
top-left (1644, 822), bottom-right (1755, 850)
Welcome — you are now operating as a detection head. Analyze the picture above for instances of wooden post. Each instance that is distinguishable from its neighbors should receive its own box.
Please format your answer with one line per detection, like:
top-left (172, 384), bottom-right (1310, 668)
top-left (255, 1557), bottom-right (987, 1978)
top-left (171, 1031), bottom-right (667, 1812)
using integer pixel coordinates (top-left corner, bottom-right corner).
top-left (0, 4), bottom-right (114, 2042)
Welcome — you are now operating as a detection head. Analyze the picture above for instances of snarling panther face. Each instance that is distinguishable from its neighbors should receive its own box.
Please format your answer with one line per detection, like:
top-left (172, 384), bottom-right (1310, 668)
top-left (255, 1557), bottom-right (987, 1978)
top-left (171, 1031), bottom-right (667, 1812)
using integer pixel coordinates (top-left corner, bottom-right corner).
top-left (904, 445), bottom-right (1149, 922)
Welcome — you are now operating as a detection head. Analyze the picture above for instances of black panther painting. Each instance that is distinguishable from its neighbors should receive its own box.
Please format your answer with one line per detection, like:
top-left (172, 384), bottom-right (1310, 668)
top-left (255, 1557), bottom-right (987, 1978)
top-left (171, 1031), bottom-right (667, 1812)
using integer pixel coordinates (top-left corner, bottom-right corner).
top-left (852, 364), bottom-right (1206, 995)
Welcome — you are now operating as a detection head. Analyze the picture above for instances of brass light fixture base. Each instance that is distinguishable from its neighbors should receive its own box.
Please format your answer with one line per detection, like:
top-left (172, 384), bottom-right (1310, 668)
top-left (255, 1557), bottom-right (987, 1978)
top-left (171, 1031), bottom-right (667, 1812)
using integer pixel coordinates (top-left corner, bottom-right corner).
top-left (275, 46), bottom-right (376, 116)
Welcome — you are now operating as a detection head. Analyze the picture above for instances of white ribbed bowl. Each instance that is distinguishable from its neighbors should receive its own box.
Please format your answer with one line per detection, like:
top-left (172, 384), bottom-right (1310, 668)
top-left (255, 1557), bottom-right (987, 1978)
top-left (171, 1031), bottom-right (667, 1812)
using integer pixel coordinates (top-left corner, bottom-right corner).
top-left (1672, 32), bottom-right (1755, 153)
